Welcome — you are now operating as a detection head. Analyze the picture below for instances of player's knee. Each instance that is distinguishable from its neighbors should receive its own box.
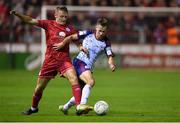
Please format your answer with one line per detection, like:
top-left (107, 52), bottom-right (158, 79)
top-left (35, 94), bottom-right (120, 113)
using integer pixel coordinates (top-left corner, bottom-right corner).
top-left (88, 79), bottom-right (95, 87)
top-left (68, 74), bottom-right (79, 85)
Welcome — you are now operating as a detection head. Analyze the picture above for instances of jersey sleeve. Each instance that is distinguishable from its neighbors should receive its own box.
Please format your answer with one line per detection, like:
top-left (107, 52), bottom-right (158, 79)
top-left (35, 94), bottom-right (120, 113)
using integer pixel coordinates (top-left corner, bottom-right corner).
top-left (104, 39), bottom-right (114, 57)
top-left (77, 30), bottom-right (93, 40)
top-left (37, 20), bottom-right (49, 29)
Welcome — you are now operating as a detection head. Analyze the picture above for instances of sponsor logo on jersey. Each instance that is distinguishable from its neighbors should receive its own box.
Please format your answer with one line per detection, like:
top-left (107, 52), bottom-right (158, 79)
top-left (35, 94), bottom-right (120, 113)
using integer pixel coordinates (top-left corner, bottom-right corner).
top-left (58, 31), bottom-right (66, 37)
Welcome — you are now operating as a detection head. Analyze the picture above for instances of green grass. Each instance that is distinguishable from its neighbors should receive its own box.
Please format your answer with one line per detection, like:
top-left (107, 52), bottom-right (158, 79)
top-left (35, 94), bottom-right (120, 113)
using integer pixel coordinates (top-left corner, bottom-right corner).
top-left (0, 69), bottom-right (180, 122)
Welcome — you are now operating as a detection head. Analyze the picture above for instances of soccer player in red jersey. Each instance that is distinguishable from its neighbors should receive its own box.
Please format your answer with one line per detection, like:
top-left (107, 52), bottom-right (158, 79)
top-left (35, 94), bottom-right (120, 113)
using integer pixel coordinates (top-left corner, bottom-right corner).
top-left (10, 6), bottom-right (91, 115)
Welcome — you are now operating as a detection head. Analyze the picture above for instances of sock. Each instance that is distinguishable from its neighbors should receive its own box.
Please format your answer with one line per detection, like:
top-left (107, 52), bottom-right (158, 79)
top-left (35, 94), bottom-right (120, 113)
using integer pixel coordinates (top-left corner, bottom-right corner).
top-left (72, 84), bottom-right (81, 105)
top-left (32, 92), bottom-right (42, 109)
top-left (63, 97), bottom-right (75, 110)
top-left (80, 84), bottom-right (92, 104)
top-left (31, 106), bottom-right (37, 111)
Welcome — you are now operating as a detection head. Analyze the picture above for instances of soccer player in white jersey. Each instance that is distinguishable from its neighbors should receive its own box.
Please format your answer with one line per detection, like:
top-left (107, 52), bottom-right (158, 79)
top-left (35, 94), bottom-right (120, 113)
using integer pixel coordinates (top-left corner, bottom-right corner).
top-left (53, 17), bottom-right (116, 115)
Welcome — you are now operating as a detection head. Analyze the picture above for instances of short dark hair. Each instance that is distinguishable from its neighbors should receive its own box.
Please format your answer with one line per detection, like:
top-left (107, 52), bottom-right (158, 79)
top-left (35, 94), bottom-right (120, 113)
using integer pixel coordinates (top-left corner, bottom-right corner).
top-left (96, 17), bottom-right (109, 27)
top-left (56, 6), bottom-right (68, 13)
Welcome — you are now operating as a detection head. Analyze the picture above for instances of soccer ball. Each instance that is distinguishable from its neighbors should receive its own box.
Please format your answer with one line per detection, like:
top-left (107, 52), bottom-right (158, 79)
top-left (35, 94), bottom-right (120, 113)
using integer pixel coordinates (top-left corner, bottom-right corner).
top-left (94, 100), bottom-right (109, 115)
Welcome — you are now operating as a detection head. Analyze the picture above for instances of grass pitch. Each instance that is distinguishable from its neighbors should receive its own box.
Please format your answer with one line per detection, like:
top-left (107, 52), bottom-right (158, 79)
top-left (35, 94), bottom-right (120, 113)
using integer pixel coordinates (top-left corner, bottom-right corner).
top-left (0, 69), bottom-right (180, 122)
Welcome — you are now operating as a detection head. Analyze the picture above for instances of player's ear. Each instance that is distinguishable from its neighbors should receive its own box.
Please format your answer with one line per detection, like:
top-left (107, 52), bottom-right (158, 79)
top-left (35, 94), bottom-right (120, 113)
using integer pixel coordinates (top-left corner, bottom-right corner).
top-left (95, 25), bottom-right (98, 30)
top-left (54, 9), bottom-right (59, 18)
top-left (54, 12), bottom-right (57, 18)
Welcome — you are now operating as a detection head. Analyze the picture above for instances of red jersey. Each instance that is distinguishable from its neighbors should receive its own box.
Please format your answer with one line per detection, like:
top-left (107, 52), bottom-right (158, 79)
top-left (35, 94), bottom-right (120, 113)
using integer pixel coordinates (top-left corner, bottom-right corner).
top-left (37, 20), bottom-right (76, 60)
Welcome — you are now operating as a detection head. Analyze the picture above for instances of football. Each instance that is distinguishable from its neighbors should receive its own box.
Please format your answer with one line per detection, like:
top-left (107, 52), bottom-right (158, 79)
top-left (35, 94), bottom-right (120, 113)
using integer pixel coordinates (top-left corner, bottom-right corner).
top-left (94, 100), bottom-right (109, 115)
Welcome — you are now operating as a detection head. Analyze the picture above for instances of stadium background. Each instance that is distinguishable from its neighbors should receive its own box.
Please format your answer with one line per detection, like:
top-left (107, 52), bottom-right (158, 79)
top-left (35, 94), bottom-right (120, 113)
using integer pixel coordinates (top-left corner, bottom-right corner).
top-left (0, 0), bottom-right (180, 122)
top-left (0, 0), bottom-right (180, 69)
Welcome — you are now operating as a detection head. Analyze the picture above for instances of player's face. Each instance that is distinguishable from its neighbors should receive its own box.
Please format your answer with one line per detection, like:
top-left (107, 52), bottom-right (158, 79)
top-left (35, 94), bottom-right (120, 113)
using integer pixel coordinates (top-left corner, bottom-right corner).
top-left (54, 10), bottom-right (68, 25)
top-left (95, 24), bottom-right (108, 40)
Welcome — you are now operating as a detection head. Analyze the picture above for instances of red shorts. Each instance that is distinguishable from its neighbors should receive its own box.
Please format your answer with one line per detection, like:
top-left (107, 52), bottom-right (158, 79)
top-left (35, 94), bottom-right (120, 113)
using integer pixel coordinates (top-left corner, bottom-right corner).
top-left (39, 56), bottom-right (73, 78)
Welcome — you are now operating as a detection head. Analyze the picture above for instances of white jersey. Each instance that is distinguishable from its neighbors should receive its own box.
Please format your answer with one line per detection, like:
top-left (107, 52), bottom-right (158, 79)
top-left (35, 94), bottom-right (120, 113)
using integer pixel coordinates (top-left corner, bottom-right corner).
top-left (76, 30), bottom-right (113, 70)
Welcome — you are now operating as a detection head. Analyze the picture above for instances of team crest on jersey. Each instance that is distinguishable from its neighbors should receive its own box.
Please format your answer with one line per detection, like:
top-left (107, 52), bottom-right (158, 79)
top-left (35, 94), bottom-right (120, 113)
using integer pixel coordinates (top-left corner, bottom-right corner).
top-left (66, 27), bottom-right (70, 32)
top-left (58, 31), bottom-right (66, 37)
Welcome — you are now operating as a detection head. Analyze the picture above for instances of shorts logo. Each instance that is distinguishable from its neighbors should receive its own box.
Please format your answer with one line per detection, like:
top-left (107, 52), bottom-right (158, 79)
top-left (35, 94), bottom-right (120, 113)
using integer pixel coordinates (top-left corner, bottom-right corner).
top-left (85, 65), bottom-right (89, 69)
top-left (59, 31), bottom-right (66, 37)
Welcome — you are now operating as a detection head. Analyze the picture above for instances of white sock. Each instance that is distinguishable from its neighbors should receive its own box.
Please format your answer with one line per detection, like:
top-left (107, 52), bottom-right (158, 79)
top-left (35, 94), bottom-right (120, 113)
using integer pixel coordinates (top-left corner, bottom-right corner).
top-left (31, 107), bottom-right (37, 111)
top-left (63, 97), bottom-right (76, 110)
top-left (80, 84), bottom-right (92, 104)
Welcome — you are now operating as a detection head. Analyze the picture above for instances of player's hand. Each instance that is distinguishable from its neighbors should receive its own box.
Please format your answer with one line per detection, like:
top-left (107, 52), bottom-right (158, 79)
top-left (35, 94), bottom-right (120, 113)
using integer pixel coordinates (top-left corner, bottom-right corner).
top-left (81, 47), bottom-right (89, 55)
top-left (79, 46), bottom-right (89, 54)
top-left (53, 42), bottom-right (65, 50)
top-left (10, 10), bottom-right (17, 15)
top-left (80, 46), bottom-right (89, 56)
top-left (109, 64), bottom-right (116, 72)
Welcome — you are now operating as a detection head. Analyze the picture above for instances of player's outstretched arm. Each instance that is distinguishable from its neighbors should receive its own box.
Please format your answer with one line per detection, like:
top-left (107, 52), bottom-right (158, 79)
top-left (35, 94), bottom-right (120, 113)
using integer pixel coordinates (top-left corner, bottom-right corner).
top-left (10, 10), bottom-right (38, 25)
top-left (108, 56), bottom-right (116, 72)
top-left (53, 33), bottom-right (78, 50)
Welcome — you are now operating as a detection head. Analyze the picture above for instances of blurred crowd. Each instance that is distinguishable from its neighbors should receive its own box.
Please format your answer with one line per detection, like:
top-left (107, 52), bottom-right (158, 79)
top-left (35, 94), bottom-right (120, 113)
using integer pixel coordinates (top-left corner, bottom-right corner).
top-left (0, 0), bottom-right (180, 44)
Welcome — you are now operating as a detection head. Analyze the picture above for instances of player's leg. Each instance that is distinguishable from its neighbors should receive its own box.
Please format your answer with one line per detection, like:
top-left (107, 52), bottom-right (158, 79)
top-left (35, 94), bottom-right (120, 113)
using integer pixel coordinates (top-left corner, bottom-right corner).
top-left (59, 97), bottom-right (75, 115)
top-left (22, 77), bottom-right (51, 115)
top-left (61, 70), bottom-right (94, 115)
top-left (62, 97), bottom-right (75, 110)
top-left (63, 68), bottom-right (90, 115)
top-left (60, 59), bottom-right (92, 115)
top-left (22, 58), bottom-right (57, 115)
top-left (32, 77), bottom-right (51, 108)
top-left (79, 70), bottom-right (95, 105)
top-left (63, 68), bottom-right (82, 106)
top-left (71, 57), bottom-right (94, 104)
top-left (59, 79), bottom-right (85, 114)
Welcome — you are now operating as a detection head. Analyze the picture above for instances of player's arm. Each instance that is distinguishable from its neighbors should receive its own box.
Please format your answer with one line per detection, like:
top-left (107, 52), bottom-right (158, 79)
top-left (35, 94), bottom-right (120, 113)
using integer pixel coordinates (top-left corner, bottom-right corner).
top-left (108, 56), bottom-right (116, 72)
top-left (105, 40), bottom-right (116, 72)
top-left (10, 10), bottom-right (38, 25)
top-left (53, 30), bottom-right (92, 50)
top-left (53, 33), bottom-right (78, 50)
top-left (74, 42), bottom-right (89, 55)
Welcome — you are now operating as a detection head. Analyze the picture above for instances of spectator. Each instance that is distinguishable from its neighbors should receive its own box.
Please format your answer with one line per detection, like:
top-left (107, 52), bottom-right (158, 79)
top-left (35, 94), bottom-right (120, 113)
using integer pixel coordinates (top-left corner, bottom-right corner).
top-left (110, 0), bottom-right (120, 6)
top-left (119, 12), bottom-right (139, 43)
top-left (0, 0), bottom-right (180, 44)
top-left (153, 22), bottom-right (166, 44)
top-left (166, 16), bottom-right (179, 45)
top-left (78, 0), bottom-right (90, 6)
top-left (0, 0), bottom-right (9, 42)
top-left (134, 13), bottom-right (149, 43)
top-left (152, 0), bottom-right (167, 7)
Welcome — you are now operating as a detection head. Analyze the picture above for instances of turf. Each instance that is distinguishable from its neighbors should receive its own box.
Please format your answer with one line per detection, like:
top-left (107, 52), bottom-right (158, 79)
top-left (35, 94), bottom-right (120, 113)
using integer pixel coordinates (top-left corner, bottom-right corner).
top-left (0, 69), bottom-right (180, 122)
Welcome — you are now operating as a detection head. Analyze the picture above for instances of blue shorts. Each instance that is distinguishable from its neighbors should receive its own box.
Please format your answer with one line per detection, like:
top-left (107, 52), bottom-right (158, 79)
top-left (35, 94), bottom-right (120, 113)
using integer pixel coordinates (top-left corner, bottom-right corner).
top-left (73, 58), bottom-right (90, 76)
